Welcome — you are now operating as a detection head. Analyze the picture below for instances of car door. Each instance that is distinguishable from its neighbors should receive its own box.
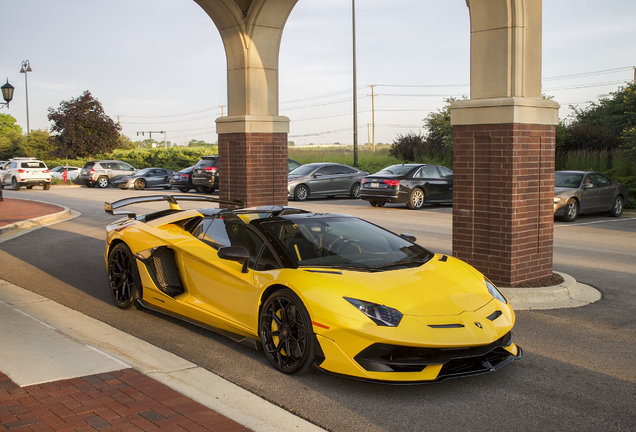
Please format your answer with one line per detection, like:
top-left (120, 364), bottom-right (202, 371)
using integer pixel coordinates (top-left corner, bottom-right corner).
top-left (332, 165), bottom-right (358, 194)
top-left (579, 174), bottom-right (598, 212)
top-left (178, 217), bottom-right (266, 333)
top-left (307, 165), bottom-right (337, 195)
top-left (413, 165), bottom-right (445, 201)
top-left (437, 166), bottom-right (454, 202)
top-left (146, 169), bottom-right (164, 187)
top-left (594, 173), bottom-right (617, 210)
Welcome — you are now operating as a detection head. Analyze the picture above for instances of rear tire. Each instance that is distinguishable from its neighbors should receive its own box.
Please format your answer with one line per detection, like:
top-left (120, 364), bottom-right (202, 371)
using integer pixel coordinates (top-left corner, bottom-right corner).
top-left (97, 176), bottom-right (110, 188)
top-left (11, 178), bottom-right (20, 191)
top-left (85, 181), bottom-right (96, 188)
top-left (107, 243), bottom-right (141, 309)
top-left (369, 201), bottom-right (385, 207)
top-left (178, 187), bottom-right (191, 193)
top-left (202, 185), bottom-right (216, 194)
top-left (43, 183), bottom-right (51, 190)
top-left (350, 183), bottom-right (361, 199)
top-left (609, 196), bottom-right (623, 217)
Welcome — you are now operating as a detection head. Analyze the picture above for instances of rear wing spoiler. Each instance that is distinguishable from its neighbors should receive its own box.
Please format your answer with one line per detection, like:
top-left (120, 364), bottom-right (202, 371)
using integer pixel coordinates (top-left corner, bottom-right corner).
top-left (104, 195), bottom-right (245, 219)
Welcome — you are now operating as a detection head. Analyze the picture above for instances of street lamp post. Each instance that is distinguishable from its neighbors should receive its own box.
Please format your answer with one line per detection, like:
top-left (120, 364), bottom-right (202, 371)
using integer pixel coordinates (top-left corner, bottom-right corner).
top-left (20, 60), bottom-right (32, 135)
top-left (1, 79), bottom-right (14, 109)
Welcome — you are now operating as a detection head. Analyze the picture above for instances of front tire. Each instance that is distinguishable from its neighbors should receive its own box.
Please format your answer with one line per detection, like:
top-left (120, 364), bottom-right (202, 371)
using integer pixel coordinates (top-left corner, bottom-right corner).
top-left (294, 184), bottom-right (309, 201)
top-left (260, 289), bottom-right (316, 375)
top-left (561, 198), bottom-right (578, 222)
top-left (97, 176), bottom-right (110, 188)
top-left (406, 188), bottom-right (425, 210)
top-left (350, 183), bottom-right (361, 199)
top-left (107, 243), bottom-right (141, 309)
top-left (609, 196), bottom-right (623, 217)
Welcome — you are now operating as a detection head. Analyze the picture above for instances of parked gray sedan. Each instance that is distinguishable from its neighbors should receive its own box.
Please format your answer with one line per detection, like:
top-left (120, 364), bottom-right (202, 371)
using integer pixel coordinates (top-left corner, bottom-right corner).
top-left (554, 171), bottom-right (628, 222)
top-left (288, 163), bottom-right (368, 201)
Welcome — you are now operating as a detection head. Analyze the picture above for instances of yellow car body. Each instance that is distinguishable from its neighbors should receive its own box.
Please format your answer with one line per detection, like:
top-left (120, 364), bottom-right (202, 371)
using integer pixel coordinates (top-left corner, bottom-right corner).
top-left (105, 195), bottom-right (521, 383)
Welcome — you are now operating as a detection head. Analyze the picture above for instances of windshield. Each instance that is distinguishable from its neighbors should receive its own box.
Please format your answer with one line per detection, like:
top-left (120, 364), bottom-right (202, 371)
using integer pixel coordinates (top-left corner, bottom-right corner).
top-left (136, 168), bottom-right (152, 175)
top-left (289, 165), bottom-right (318, 176)
top-left (555, 172), bottom-right (584, 188)
top-left (262, 216), bottom-right (433, 270)
top-left (375, 165), bottom-right (416, 176)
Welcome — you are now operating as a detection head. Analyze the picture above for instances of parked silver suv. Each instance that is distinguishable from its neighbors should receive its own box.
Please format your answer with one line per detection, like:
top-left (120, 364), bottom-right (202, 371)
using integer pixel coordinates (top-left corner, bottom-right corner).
top-left (78, 160), bottom-right (136, 188)
top-left (0, 157), bottom-right (51, 191)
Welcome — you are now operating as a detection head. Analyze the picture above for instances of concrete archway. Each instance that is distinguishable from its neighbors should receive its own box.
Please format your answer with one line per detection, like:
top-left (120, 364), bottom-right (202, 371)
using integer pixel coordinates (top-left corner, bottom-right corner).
top-left (450, 0), bottom-right (560, 285)
top-left (193, 0), bottom-right (298, 207)
top-left (194, 0), bottom-right (558, 285)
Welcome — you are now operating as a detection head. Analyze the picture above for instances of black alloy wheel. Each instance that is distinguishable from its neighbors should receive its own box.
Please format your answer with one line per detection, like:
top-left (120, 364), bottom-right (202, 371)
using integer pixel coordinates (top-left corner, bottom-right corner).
top-left (107, 243), bottom-right (141, 309)
top-left (260, 289), bottom-right (316, 375)
top-left (562, 198), bottom-right (578, 222)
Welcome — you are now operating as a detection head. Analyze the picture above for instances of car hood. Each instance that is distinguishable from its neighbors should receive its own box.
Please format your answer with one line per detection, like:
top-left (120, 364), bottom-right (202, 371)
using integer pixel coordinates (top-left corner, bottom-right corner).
top-left (554, 186), bottom-right (576, 197)
top-left (298, 256), bottom-right (494, 317)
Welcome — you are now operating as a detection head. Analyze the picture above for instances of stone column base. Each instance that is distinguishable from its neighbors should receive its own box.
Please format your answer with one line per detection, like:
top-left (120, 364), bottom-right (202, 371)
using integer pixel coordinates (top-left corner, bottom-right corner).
top-left (218, 132), bottom-right (288, 208)
top-left (452, 123), bottom-right (555, 286)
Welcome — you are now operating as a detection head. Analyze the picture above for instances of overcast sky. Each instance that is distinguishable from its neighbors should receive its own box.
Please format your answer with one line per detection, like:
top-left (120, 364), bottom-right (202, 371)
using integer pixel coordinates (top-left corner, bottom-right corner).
top-left (2, 0), bottom-right (635, 146)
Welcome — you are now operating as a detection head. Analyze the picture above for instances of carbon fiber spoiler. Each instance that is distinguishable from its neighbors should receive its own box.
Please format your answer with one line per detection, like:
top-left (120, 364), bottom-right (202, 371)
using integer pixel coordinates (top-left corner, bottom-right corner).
top-left (104, 195), bottom-right (245, 218)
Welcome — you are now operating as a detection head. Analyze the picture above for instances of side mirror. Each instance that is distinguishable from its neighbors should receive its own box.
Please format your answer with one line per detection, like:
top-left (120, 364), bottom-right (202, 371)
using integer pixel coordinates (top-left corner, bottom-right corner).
top-left (582, 183), bottom-right (594, 189)
top-left (313, 173), bottom-right (322, 177)
top-left (218, 246), bottom-right (250, 273)
top-left (400, 233), bottom-right (417, 242)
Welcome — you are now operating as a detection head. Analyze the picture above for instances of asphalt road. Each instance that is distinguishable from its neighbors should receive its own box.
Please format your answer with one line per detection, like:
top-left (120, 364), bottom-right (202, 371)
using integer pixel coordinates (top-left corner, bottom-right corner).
top-left (1, 186), bottom-right (635, 432)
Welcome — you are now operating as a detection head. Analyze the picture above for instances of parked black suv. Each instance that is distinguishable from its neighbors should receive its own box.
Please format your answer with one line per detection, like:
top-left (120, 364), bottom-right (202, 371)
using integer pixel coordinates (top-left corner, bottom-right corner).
top-left (191, 156), bottom-right (219, 194)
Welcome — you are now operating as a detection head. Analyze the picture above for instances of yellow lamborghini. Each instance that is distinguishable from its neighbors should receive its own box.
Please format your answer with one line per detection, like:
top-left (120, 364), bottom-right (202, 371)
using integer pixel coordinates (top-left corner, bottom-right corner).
top-left (105, 195), bottom-right (521, 383)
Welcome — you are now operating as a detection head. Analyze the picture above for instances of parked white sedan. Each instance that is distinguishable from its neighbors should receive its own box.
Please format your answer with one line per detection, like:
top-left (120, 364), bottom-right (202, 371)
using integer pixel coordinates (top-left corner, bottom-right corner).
top-left (49, 166), bottom-right (81, 181)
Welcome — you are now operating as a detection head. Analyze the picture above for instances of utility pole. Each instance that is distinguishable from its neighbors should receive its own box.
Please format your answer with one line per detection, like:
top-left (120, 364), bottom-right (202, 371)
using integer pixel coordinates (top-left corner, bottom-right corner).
top-left (367, 85), bottom-right (376, 152)
top-left (352, 0), bottom-right (358, 167)
top-left (137, 130), bottom-right (166, 148)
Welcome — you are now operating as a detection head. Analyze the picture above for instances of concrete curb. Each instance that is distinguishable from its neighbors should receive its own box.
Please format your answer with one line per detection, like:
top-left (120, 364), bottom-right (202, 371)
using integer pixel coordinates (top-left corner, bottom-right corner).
top-left (0, 280), bottom-right (327, 432)
top-left (0, 198), bottom-right (77, 239)
top-left (500, 271), bottom-right (602, 310)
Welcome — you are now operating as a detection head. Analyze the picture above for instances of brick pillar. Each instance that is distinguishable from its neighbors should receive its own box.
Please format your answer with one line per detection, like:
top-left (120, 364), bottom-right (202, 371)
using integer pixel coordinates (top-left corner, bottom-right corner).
top-left (452, 123), bottom-right (555, 286)
top-left (218, 132), bottom-right (288, 208)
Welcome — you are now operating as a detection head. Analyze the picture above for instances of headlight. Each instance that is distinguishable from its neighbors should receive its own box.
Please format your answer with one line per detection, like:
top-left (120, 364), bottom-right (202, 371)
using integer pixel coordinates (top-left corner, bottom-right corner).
top-left (344, 297), bottom-right (403, 327)
top-left (554, 197), bottom-right (563, 203)
top-left (288, 179), bottom-right (294, 184)
top-left (485, 279), bottom-right (507, 304)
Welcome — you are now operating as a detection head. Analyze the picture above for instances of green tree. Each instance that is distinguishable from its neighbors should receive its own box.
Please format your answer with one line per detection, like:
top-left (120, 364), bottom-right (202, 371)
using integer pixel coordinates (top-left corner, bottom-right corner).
top-left (47, 91), bottom-right (122, 159)
top-left (422, 97), bottom-right (459, 149)
top-left (0, 113), bottom-right (23, 135)
top-left (389, 132), bottom-right (426, 161)
top-left (0, 131), bottom-right (23, 159)
top-left (563, 82), bottom-right (636, 151)
top-left (20, 130), bottom-right (55, 159)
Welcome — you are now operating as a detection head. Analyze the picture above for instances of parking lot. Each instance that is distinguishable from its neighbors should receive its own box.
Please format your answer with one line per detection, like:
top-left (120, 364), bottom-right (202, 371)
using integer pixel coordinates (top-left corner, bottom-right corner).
top-left (1, 186), bottom-right (635, 432)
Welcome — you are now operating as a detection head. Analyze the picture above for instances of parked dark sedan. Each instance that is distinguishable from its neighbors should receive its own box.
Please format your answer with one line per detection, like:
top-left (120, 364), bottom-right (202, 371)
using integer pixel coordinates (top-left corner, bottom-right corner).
top-left (288, 162), bottom-right (368, 201)
top-left (554, 171), bottom-right (628, 222)
top-left (169, 166), bottom-right (198, 193)
top-left (359, 163), bottom-right (453, 209)
top-left (112, 168), bottom-right (173, 190)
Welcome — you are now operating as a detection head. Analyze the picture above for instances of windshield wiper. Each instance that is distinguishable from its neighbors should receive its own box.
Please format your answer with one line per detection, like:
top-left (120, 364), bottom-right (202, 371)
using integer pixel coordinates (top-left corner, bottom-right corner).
top-left (371, 258), bottom-right (430, 270)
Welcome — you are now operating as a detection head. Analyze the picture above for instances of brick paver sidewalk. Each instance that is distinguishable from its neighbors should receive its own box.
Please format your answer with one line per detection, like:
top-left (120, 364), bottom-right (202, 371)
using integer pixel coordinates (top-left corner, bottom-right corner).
top-left (0, 369), bottom-right (251, 431)
top-left (0, 198), bottom-right (65, 228)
